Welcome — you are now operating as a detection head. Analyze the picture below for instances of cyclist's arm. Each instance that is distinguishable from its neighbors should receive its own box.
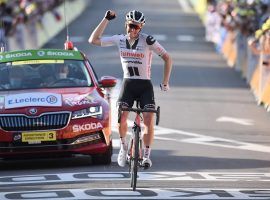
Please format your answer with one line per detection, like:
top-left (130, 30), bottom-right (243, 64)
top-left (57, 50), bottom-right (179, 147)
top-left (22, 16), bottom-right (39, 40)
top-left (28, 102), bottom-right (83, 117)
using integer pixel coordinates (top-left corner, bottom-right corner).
top-left (88, 18), bottom-right (109, 46)
top-left (161, 52), bottom-right (172, 86)
top-left (148, 35), bottom-right (172, 86)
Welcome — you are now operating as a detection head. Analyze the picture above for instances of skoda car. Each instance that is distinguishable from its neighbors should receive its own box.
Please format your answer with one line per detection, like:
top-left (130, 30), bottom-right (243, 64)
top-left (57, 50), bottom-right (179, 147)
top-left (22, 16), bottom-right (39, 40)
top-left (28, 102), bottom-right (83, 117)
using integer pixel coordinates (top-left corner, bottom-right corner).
top-left (0, 48), bottom-right (116, 164)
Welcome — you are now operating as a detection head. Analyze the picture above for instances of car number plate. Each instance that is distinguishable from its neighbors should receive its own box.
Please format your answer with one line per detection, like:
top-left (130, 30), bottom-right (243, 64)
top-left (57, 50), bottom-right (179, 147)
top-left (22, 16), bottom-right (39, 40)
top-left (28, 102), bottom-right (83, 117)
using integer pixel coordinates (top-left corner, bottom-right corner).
top-left (22, 131), bottom-right (56, 143)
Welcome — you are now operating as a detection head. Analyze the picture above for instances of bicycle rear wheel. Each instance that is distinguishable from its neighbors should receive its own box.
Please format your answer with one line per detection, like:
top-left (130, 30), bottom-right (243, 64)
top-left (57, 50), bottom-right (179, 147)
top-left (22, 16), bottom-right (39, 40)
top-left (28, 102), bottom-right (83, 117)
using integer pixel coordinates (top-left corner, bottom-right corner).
top-left (130, 127), bottom-right (140, 191)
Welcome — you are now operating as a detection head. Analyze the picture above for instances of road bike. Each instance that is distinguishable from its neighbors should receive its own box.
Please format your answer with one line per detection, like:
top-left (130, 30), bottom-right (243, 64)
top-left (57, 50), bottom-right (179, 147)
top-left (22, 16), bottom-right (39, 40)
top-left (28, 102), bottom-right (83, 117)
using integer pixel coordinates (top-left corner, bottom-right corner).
top-left (118, 103), bottom-right (160, 191)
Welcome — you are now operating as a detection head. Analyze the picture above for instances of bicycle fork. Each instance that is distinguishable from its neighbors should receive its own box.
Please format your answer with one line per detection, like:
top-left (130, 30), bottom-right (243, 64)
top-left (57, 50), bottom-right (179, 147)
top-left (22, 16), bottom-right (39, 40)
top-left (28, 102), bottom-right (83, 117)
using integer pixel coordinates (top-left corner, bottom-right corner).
top-left (128, 115), bottom-right (143, 171)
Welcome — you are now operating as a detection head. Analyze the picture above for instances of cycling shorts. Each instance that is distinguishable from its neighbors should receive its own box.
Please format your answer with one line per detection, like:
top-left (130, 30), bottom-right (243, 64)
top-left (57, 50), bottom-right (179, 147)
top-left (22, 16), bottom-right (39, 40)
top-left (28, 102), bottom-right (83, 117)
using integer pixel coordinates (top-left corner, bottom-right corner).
top-left (117, 79), bottom-right (155, 109)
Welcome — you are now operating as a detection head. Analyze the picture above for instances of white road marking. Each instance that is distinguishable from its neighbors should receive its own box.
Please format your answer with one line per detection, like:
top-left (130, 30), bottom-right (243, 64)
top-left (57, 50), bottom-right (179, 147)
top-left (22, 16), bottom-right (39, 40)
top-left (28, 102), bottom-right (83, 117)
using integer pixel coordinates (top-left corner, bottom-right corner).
top-left (177, 35), bottom-right (195, 41)
top-left (216, 116), bottom-right (254, 126)
top-left (111, 153), bottom-right (118, 163)
top-left (152, 34), bottom-right (167, 41)
top-left (96, 35), bottom-right (196, 42)
top-left (1, 172), bottom-right (270, 185)
top-left (177, 0), bottom-right (193, 13)
top-left (69, 36), bottom-right (85, 42)
top-left (101, 191), bottom-right (141, 196)
top-left (1, 188), bottom-right (269, 200)
top-left (87, 174), bottom-right (123, 178)
top-left (13, 176), bottom-right (46, 182)
top-left (22, 192), bottom-right (58, 198)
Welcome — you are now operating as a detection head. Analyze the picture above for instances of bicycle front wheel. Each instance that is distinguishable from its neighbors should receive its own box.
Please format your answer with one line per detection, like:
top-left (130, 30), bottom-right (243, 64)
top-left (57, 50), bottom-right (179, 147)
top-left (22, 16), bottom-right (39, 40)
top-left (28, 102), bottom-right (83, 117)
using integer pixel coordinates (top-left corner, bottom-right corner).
top-left (130, 127), bottom-right (140, 191)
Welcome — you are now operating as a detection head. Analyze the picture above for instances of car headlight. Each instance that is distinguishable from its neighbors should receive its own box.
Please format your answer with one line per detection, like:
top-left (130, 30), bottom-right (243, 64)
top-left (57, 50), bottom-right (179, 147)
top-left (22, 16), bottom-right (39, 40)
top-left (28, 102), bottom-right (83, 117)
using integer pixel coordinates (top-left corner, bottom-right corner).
top-left (72, 106), bottom-right (103, 119)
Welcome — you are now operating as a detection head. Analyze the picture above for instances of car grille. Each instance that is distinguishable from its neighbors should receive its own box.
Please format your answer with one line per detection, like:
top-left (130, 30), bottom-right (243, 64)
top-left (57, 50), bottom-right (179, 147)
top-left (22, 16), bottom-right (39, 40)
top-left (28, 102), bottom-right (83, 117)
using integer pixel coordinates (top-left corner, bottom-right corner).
top-left (0, 112), bottom-right (71, 131)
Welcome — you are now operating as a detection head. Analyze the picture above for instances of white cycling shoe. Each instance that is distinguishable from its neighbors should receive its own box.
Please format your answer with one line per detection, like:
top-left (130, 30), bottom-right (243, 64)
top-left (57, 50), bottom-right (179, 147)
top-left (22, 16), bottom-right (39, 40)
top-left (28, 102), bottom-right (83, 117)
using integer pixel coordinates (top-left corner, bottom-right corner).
top-left (117, 148), bottom-right (127, 167)
top-left (142, 157), bottom-right (152, 169)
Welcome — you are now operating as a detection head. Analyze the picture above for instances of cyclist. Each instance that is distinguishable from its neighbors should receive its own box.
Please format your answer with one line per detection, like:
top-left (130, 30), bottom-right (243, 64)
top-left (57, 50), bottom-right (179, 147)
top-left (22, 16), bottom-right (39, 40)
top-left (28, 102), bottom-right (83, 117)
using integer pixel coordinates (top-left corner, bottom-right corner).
top-left (88, 10), bottom-right (172, 168)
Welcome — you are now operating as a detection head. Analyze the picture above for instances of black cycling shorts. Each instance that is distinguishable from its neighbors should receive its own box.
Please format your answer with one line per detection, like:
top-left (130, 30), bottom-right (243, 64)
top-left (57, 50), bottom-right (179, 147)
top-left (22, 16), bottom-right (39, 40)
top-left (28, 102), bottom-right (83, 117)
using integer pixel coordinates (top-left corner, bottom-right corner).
top-left (117, 79), bottom-right (155, 109)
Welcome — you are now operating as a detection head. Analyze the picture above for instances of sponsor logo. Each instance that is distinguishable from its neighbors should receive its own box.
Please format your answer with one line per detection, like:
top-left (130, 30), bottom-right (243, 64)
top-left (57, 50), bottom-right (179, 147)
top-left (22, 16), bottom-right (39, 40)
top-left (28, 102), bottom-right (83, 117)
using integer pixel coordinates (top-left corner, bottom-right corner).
top-left (8, 96), bottom-right (58, 105)
top-left (47, 51), bottom-right (74, 57)
top-left (65, 98), bottom-right (93, 106)
top-left (28, 108), bottom-right (38, 115)
top-left (46, 95), bottom-right (58, 104)
top-left (5, 93), bottom-right (62, 109)
top-left (13, 133), bottom-right (21, 141)
top-left (73, 122), bottom-right (103, 132)
top-left (5, 52), bottom-right (32, 59)
top-left (123, 60), bottom-right (142, 64)
top-left (121, 51), bottom-right (144, 59)
top-left (37, 51), bottom-right (45, 56)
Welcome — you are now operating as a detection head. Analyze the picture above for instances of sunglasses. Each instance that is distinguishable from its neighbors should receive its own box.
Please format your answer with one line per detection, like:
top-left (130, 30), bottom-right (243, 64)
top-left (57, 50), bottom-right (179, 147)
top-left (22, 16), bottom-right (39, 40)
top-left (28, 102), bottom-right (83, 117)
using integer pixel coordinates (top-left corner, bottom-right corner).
top-left (128, 23), bottom-right (141, 30)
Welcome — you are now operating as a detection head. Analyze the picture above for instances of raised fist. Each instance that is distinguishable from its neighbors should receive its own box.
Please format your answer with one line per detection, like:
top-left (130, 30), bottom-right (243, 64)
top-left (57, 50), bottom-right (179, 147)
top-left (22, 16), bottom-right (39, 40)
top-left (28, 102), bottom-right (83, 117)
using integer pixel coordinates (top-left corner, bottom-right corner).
top-left (105, 10), bottom-right (116, 21)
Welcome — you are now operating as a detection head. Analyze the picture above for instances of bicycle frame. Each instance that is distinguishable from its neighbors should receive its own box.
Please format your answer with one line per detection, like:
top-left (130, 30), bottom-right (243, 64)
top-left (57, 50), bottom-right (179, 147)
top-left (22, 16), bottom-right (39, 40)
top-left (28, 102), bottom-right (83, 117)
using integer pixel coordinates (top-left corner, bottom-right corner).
top-left (118, 105), bottom-right (160, 191)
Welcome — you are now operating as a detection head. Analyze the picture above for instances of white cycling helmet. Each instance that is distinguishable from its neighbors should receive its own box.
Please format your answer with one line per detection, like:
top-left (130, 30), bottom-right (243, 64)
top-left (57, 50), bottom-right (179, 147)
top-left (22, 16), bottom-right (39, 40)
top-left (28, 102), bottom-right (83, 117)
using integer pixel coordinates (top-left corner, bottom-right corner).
top-left (126, 10), bottom-right (145, 25)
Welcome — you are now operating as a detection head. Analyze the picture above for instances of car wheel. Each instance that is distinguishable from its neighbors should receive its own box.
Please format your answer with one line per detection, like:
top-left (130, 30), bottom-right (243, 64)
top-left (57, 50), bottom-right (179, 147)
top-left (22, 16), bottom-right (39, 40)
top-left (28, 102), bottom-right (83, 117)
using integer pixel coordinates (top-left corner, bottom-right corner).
top-left (91, 141), bottom-right (112, 165)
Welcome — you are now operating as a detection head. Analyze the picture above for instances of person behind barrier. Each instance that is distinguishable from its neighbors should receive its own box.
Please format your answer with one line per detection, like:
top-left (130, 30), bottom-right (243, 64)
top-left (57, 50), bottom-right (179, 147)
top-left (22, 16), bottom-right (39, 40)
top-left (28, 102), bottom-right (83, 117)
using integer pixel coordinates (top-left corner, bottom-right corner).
top-left (88, 10), bottom-right (172, 169)
top-left (249, 19), bottom-right (270, 56)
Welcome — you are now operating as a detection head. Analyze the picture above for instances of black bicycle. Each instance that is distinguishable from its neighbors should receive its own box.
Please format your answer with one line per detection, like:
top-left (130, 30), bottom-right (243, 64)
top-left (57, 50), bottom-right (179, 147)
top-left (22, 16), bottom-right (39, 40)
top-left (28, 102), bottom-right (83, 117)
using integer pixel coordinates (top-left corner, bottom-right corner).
top-left (118, 103), bottom-right (160, 191)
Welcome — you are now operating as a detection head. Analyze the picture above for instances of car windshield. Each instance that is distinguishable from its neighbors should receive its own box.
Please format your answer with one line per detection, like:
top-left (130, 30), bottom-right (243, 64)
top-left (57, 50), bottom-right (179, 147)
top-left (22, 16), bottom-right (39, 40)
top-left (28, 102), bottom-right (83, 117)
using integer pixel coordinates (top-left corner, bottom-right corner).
top-left (0, 59), bottom-right (92, 90)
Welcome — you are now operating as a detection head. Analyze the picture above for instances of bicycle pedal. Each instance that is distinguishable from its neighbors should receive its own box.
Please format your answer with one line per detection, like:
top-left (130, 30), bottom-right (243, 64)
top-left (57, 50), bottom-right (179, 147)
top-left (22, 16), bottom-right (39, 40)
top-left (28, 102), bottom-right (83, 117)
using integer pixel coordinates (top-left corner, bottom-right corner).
top-left (143, 163), bottom-right (150, 170)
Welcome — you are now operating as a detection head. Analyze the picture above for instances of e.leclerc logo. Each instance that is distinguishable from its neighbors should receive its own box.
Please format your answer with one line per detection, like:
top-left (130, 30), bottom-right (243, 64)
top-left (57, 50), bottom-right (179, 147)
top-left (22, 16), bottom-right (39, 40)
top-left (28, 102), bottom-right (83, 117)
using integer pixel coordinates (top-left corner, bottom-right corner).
top-left (46, 95), bottom-right (58, 104)
top-left (5, 93), bottom-right (62, 109)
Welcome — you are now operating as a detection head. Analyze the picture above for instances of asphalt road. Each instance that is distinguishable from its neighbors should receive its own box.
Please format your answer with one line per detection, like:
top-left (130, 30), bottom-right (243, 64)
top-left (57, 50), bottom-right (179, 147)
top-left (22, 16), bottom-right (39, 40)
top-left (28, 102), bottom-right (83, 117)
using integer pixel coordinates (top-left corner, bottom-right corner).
top-left (1, 0), bottom-right (270, 199)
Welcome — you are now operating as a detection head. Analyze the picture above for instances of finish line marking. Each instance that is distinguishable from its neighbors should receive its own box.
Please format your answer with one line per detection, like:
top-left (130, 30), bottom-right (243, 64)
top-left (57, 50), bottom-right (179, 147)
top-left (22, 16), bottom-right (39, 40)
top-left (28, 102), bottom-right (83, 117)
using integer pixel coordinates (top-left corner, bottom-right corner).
top-left (0, 188), bottom-right (269, 199)
top-left (0, 172), bottom-right (270, 185)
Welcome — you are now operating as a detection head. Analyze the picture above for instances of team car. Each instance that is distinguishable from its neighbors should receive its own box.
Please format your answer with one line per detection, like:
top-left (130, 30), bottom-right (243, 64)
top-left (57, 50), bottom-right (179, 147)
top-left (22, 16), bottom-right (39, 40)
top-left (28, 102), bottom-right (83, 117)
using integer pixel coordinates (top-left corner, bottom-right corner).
top-left (0, 48), bottom-right (117, 164)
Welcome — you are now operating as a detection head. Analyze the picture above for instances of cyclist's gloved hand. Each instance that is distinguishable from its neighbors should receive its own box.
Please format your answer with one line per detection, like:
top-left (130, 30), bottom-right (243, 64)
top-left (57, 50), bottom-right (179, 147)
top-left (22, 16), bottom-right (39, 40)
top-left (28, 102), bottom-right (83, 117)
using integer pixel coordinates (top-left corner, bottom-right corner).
top-left (160, 83), bottom-right (169, 91)
top-left (105, 10), bottom-right (116, 20)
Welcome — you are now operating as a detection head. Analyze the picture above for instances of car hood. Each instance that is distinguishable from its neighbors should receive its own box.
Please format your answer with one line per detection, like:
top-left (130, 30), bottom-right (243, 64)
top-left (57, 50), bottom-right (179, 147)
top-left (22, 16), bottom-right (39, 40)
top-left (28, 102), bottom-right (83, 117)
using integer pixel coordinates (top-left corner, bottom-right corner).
top-left (0, 87), bottom-right (105, 114)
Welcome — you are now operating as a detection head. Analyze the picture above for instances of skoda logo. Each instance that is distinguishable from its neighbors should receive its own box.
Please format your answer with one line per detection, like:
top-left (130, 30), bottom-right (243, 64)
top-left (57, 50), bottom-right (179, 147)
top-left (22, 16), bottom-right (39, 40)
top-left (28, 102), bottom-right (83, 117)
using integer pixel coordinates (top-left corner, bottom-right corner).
top-left (37, 51), bottom-right (45, 56)
top-left (29, 108), bottom-right (38, 115)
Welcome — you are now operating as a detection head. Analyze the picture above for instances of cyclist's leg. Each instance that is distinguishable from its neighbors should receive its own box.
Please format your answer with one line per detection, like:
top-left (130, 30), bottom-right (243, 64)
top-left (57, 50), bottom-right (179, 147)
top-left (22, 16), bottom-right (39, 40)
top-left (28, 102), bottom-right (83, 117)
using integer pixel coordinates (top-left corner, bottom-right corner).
top-left (117, 104), bottom-right (129, 167)
top-left (118, 80), bottom-right (137, 143)
top-left (117, 79), bottom-right (135, 167)
top-left (142, 112), bottom-right (155, 146)
top-left (139, 80), bottom-right (155, 168)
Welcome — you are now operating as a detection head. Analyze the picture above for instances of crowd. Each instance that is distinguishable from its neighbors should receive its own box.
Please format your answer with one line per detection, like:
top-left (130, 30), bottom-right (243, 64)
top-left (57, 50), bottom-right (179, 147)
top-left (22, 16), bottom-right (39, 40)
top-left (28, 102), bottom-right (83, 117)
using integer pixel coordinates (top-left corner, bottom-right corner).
top-left (0, 0), bottom-right (68, 50)
top-left (205, 0), bottom-right (270, 111)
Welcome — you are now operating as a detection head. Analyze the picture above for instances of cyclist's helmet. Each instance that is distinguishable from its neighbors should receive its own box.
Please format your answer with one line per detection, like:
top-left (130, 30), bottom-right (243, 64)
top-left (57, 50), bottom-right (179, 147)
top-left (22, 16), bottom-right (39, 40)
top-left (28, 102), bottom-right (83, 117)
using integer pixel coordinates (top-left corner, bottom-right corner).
top-left (126, 10), bottom-right (145, 25)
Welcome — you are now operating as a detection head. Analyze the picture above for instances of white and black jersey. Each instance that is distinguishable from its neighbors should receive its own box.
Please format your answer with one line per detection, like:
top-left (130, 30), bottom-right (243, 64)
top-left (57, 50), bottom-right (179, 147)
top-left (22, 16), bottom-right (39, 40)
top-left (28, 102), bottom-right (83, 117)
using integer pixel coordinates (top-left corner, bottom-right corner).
top-left (100, 33), bottom-right (167, 80)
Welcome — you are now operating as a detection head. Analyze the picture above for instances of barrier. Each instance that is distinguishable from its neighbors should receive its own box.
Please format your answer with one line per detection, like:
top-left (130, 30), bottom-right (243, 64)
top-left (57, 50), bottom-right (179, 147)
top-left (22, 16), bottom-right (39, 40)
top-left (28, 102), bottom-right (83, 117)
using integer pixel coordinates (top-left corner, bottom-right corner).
top-left (250, 64), bottom-right (260, 102)
top-left (261, 78), bottom-right (270, 108)
top-left (224, 33), bottom-right (270, 110)
top-left (7, 0), bottom-right (91, 50)
top-left (222, 31), bottom-right (237, 67)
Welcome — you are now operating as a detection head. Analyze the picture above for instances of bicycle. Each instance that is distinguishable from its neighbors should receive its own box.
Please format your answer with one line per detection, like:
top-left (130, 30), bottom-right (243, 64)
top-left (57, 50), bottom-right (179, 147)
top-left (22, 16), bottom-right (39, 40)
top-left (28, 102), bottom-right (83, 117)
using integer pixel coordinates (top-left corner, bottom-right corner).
top-left (118, 102), bottom-right (160, 191)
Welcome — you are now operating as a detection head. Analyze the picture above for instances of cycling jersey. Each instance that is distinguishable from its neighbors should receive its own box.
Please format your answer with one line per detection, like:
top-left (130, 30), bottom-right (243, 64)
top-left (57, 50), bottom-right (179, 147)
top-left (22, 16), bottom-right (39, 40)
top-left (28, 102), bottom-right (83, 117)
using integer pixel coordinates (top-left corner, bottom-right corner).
top-left (100, 33), bottom-right (167, 80)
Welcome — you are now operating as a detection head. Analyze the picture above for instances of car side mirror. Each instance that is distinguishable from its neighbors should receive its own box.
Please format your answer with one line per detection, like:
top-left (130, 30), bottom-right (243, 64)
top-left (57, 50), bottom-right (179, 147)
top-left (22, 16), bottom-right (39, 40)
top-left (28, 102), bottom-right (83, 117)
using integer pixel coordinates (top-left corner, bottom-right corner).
top-left (98, 76), bottom-right (117, 88)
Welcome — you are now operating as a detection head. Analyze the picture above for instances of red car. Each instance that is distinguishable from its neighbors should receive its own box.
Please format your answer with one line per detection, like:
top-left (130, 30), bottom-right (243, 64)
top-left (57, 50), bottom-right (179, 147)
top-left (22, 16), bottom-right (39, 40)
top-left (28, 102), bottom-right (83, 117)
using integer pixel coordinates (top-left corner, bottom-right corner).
top-left (0, 48), bottom-right (117, 164)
